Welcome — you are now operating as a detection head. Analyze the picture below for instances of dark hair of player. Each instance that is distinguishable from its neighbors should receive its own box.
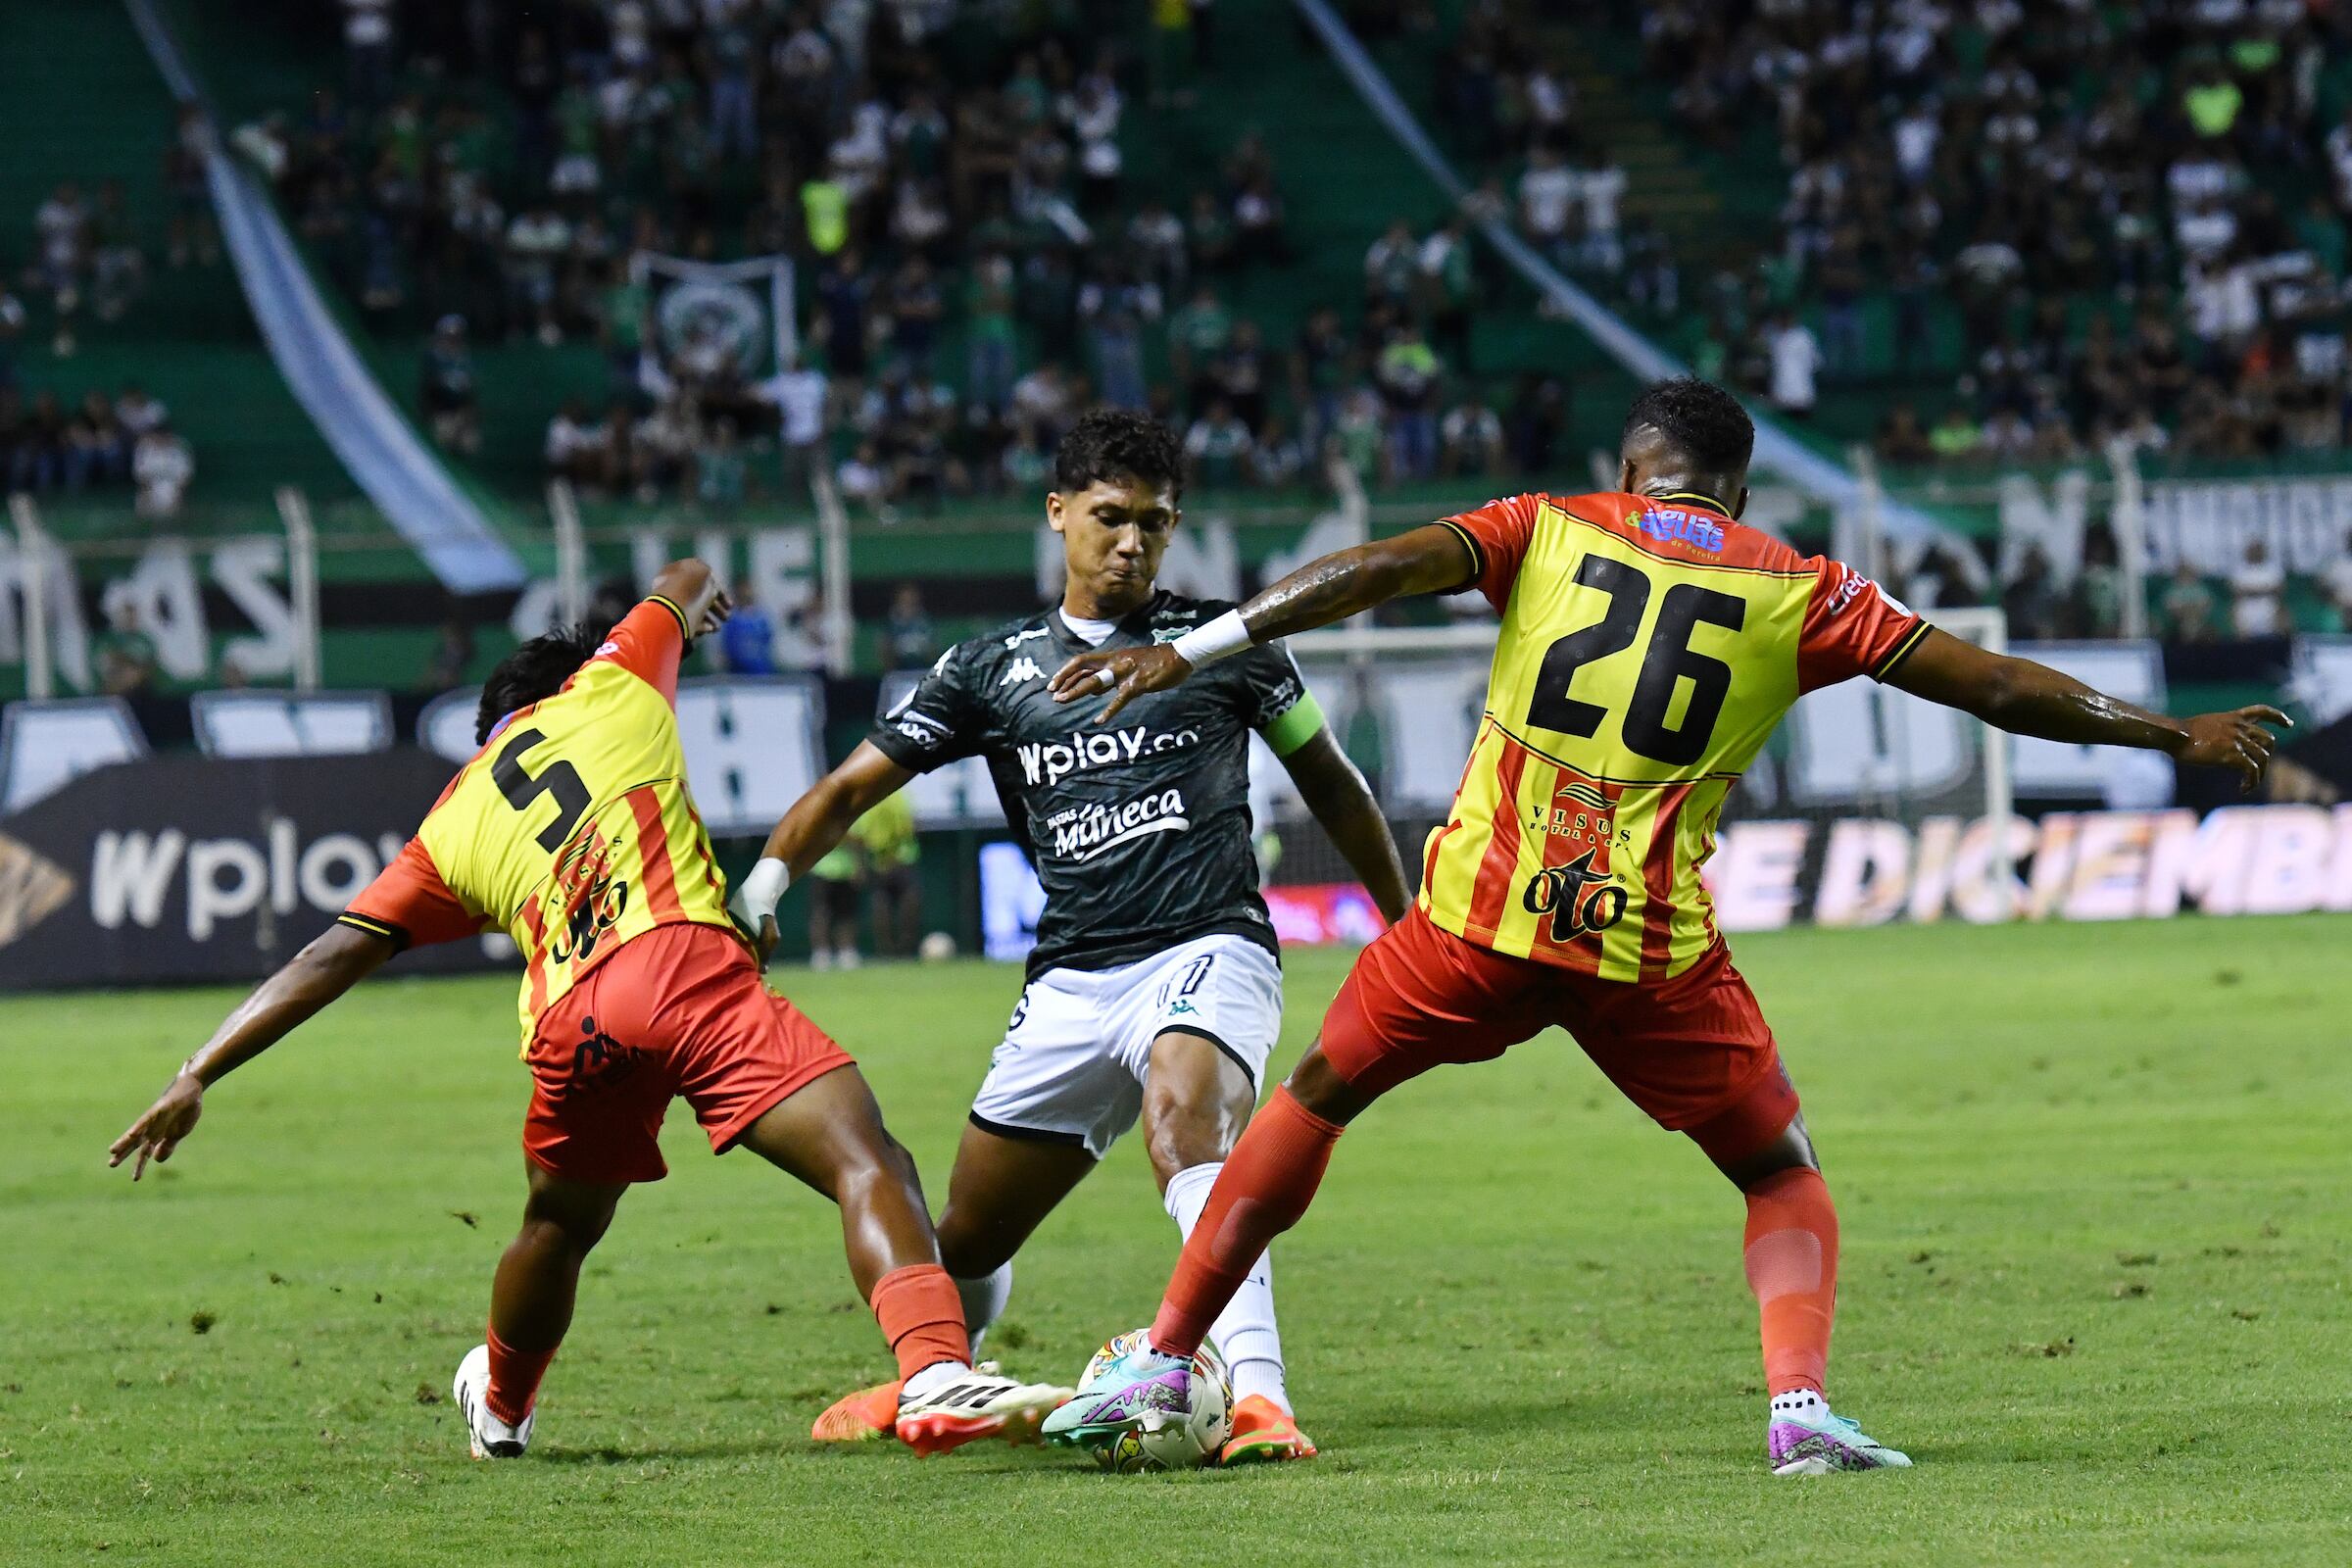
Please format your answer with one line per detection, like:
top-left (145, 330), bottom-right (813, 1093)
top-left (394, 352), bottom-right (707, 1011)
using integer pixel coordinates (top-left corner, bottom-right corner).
top-left (1622, 377), bottom-right (1755, 474)
top-left (476, 621), bottom-right (608, 743)
top-left (1054, 408), bottom-right (1185, 500)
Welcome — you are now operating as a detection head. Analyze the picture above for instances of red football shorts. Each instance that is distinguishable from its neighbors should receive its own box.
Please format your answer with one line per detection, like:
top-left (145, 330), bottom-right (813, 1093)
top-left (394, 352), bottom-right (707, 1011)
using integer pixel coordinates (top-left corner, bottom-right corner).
top-left (1320, 906), bottom-right (1789, 1132)
top-left (522, 922), bottom-right (856, 1184)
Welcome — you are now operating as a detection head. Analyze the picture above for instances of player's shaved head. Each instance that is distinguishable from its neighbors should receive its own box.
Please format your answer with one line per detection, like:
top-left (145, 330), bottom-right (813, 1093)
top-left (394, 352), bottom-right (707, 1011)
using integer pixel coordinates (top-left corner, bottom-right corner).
top-left (1619, 377), bottom-right (1753, 515)
top-left (478, 621), bottom-right (607, 744)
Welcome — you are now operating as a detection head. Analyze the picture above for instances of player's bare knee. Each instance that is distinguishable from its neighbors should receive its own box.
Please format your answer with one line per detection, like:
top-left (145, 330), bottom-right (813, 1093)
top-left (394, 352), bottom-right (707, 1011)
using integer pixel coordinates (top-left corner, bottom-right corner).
top-left (518, 1177), bottom-right (620, 1255)
top-left (1283, 1041), bottom-right (1375, 1126)
top-left (1143, 1085), bottom-right (1239, 1186)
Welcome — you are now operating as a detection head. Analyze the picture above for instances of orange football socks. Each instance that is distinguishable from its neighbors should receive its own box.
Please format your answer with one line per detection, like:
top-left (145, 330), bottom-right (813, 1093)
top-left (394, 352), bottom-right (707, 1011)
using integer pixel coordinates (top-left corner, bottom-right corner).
top-left (483, 1324), bottom-right (558, 1427)
top-left (1741, 1167), bottom-right (1839, 1396)
top-left (1152, 1087), bottom-right (1342, 1358)
top-left (869, 1263), bottom-right (971, 1381)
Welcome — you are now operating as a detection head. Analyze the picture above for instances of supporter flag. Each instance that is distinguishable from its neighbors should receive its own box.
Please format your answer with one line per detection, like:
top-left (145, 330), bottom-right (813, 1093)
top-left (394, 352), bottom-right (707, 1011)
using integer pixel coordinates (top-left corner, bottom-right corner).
top-left (632, 252), bottom-right (799, 397)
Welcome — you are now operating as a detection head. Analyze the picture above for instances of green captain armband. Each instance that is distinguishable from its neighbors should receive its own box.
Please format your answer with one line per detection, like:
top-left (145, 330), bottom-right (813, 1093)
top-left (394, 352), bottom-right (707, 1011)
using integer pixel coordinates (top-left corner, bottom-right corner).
top-left (1259, 691), bottom-right (1326, 758)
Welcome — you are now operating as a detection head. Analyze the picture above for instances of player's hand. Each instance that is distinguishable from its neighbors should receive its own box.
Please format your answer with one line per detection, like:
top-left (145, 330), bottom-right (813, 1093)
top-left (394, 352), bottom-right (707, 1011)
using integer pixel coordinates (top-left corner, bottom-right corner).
top-left (2172, 706), bottom-right (2290, 793)
top-left (694, 586), bottom-right (733, 638)
top-left (754, 913), bottom-right (780, 970)
top-left (109, 1073), bottom-right (205, 1181)
top-left (1049, 644), bottom-right (1192, 722)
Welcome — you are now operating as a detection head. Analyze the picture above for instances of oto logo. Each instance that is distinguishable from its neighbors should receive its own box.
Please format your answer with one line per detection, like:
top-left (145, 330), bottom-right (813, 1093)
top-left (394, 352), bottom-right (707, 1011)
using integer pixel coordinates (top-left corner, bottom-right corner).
top-left (1520, 849), bottom-right (1628, 943)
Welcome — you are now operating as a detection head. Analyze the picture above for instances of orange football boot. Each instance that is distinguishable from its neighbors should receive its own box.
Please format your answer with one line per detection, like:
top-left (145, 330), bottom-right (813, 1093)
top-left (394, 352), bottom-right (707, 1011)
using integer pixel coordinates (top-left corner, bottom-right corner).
top-left (810, 1379), bottom-right (902, 1443)
top-left (1219, 1394), bottom-right (1318, 1464)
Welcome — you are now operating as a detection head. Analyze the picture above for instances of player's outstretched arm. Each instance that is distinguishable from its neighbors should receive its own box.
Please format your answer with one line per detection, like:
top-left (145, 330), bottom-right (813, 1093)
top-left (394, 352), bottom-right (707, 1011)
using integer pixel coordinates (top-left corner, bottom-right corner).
top-left (1280, 728), bottom-right (1412, 925)
top-left (107, 923), bottom-right (396, 1180)
top-left (737, 741), bottom-right (914, 966)
top-left (1886, 627), bottom-right (2289, 792)
top-left (1048, 524), bottom-right (1478, 720)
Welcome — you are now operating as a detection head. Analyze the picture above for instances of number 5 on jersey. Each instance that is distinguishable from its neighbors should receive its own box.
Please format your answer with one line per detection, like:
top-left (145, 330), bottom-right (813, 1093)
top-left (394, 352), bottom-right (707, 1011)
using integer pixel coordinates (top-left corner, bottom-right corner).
top-left (493, 727), bottom-right (592, 850)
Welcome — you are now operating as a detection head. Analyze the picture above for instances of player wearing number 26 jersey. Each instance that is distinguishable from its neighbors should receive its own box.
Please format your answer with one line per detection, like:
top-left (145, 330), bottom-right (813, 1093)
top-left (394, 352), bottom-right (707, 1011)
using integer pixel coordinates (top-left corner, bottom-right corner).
top-left (1041, 379), bottom-right (2284, 1476)
top-left (1422, 484), bottom-right (1925, 982)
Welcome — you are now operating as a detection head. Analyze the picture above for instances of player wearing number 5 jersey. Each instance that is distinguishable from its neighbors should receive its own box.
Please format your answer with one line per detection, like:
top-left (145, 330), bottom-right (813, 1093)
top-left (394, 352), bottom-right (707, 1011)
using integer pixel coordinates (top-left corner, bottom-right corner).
top-left (109, 560), bottom-right (1069, 1462)
top-left (1042, 378), bottom-right (2287, 1475)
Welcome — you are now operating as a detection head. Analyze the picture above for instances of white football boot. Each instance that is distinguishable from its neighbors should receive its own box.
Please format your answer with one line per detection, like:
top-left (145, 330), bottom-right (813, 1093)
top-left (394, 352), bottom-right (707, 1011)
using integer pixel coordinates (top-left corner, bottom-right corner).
top-left (452, 1344), bottom-right (534, 1460)
top-left (894, 1362), bottom-right (1073, 1457)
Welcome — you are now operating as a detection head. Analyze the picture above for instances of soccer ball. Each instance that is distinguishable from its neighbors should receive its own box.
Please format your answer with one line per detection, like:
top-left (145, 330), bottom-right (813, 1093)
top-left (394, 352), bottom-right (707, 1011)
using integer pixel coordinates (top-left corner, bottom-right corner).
top-left (917, 930), bottom-right (957, 961)
top-left (1079, 1330), bottom-right (1232, 1473)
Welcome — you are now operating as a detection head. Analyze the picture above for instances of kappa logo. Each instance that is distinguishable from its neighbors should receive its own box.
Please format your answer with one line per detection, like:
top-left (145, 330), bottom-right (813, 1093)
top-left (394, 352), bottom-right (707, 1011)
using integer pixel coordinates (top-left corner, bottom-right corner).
top-left (1001, 657), bottom-right (1047, 686)
top-left (0, 832), bottom-right (74, 953)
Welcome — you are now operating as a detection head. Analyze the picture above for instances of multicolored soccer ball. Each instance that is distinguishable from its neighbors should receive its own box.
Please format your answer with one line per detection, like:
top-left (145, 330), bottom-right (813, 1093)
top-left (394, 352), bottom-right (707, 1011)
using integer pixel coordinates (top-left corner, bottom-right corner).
top-left (1080, 1331), bottom-right (1232, 1472)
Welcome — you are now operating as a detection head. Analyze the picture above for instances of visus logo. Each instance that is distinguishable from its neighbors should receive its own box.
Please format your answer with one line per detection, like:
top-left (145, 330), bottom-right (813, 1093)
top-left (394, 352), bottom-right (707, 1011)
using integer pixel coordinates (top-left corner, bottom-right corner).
top-left (1017, 724), bottom-right (1200, 786)
top-left (1050, 789), bottom-right (1188, 861)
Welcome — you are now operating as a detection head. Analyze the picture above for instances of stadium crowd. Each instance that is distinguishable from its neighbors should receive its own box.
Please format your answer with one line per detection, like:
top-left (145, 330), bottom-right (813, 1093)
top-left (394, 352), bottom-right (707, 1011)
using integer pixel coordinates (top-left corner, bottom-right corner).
top-left (231, 0), bottom-right (1575, 508)
top-left (1443, 0), bottom-right (2352, 468)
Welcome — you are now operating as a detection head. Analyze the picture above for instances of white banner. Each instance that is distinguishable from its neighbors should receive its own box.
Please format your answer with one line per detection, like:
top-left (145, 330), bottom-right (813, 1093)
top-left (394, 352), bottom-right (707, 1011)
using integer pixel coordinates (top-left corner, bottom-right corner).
top-left (1708, 804), bottom-right (2352, 930)
top-left (2136, 473), bottom-right (2352, 576)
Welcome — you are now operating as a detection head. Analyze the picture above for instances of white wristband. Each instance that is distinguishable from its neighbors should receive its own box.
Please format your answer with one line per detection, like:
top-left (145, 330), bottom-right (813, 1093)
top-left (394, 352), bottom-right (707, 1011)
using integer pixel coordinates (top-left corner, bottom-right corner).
top-left (737, 857), bottom-right (792, 927)
top-left (1169, 609), bottom-right (1252, 669)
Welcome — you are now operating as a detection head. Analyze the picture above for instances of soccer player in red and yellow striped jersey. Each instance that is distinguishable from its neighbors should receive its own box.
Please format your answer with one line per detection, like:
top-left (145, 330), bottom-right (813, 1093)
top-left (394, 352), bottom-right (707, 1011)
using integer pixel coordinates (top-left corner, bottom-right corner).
top-left (1042, 378), bottom-right (2286, 1474)
top-left (110, 560), bottom-right (1069, 1460)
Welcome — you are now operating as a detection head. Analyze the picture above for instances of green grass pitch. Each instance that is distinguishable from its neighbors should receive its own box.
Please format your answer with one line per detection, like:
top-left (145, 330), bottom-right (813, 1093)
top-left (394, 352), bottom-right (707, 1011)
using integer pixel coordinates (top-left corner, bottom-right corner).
top-left (5, 915), bottom-right (2351, 1565)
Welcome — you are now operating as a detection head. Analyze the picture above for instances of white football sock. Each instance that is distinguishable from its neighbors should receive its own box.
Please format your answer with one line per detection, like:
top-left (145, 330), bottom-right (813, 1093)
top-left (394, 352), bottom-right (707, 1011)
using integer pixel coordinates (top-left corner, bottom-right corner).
top-left (1770, 1388), bottom-right (1829, 1420)
top-left (1164, 1161), bottom-right (1290, 1413)
top-left (900, 1359), bottom-right (973, 1401)
top-left (954, 1262), bottom-right (1012, 1357)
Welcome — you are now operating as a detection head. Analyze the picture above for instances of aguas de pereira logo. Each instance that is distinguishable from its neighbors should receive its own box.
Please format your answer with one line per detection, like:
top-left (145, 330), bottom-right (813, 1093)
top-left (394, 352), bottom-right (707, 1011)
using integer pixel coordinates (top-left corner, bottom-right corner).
top-left (0, 831), bottom-right (74, 953)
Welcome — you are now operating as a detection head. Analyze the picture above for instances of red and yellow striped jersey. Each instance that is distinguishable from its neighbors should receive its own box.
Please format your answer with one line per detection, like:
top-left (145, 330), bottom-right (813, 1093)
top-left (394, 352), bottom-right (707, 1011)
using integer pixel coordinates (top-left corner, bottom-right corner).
top-left (1422, 490), bottom-right (1928, 981)
top-left (340, 596), bottom-right (738, 1046)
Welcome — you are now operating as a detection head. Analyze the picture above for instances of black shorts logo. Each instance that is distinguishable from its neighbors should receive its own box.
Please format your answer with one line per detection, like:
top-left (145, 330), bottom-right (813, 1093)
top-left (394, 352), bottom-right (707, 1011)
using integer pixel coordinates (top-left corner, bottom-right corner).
top-left (541, 1013), bottom-right (645, 1104)
top-left (1521, 850), bottom-right (1628, 944)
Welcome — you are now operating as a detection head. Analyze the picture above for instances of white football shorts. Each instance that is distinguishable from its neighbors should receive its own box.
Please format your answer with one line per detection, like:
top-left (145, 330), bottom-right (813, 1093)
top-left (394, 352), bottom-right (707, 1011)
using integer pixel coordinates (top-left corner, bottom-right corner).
top-left (967, 932), bottom-right (1284, 1158)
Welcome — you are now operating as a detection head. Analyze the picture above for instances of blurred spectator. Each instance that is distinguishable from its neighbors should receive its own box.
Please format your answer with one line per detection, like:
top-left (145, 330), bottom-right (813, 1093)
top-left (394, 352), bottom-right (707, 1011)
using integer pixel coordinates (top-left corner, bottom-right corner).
top-left (131, 419), bottom-right (194, 519)
top-left (884, 583), bottom-right (937, 668)
top-left (2002, 544), bottom-right (2063, 641)
top-left (2162, 564), bottom-right (2220, 644)
top-left (1766, 312), bottom-right (1822, 420)
top-left (424, 616), bottom-right (473, 689)
top-left (716, 576), bottom-right (776, 674)
top-left (763, 351), bottom-right (830, 489)
top-left (1377, 324), bottom-right (1442, 480)
top-left (419, 316), bottom-right (480, 453)
top-left (2230, 536), bottom-right (2285, 637)
top-left (1184, 398), bottom-right (1253, 489)
top-left (855, 788), bottom-right (922, 959)
top-left (1441, 394), bottom-right (1505, 478)
top-left (807, 835), bottom-right (863, 969)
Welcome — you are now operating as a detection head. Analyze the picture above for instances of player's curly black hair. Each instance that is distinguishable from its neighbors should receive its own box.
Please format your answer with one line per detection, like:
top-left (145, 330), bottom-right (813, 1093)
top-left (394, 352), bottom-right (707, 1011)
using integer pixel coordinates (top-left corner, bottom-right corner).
top-left (1623, 376), bottom-right (1754, 474)
top-left (1054, 408), bottom-right (1185, 500)
top-left (476, 620), bottom-right (608, 744)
